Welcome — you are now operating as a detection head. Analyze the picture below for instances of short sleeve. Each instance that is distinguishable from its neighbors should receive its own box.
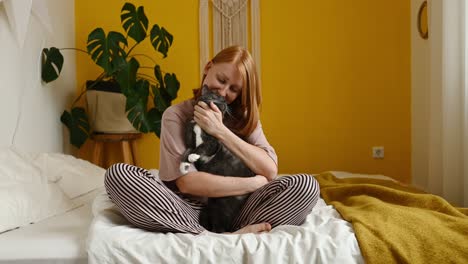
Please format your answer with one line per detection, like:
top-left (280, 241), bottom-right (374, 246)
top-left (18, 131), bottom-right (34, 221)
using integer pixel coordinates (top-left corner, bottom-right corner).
top-left (158, 103), bottom-right (197, 181)
top-left (245, 121), bottom-right (278, 165)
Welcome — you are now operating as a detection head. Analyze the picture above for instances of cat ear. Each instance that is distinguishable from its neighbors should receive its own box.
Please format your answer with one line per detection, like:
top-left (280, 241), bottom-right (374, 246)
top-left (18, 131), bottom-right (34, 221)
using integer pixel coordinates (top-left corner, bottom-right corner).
top-left (201, 85), bottom-right (209, 95)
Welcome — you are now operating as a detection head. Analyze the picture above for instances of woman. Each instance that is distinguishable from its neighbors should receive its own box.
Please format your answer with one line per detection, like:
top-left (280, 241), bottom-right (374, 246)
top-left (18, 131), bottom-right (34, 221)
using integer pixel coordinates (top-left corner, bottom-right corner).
top-left (105, 46), bottom-right (320, 234)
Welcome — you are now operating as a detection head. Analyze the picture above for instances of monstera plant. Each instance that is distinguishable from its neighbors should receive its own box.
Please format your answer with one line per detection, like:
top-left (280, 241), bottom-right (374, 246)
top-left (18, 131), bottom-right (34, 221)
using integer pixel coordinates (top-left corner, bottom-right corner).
top-left (41, 2), bottom-right (180, 148)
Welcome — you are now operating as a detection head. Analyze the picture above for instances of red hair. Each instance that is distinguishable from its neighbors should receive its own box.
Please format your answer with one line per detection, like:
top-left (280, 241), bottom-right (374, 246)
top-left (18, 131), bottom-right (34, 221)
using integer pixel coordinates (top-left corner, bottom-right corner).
top-left (194, 46), bottom-right (261, 137)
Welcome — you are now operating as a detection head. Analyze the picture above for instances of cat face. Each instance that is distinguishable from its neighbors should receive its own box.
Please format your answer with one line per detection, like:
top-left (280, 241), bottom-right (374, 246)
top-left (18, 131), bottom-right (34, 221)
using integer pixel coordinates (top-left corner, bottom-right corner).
top-left (199, 85), bottom-right (229, 115)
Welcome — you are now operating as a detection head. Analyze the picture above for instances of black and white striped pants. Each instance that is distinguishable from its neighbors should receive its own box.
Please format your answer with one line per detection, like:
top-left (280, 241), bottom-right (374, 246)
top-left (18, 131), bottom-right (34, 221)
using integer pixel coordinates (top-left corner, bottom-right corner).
top-left (104, 163), bottom-right (320, 234)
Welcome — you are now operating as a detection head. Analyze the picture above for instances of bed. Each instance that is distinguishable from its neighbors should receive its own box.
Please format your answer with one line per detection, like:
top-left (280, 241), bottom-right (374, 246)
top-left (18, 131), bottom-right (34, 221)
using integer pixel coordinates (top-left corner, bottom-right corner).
top-left (0, 204), bottom-right (93, 264)
top-left (87, 170), bottom-right (468, 264)
top-left (0, 147), bottom-right (105, 264)
top-left (1, 147), bottom-right (467, 264)
top-left (87, 177), bottom-right (363, 264)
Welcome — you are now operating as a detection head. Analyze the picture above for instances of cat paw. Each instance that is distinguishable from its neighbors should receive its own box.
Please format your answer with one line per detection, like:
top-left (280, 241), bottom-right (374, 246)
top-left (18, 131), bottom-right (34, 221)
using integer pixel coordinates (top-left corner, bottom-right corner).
top-left (188, 154), bottom-right (200, 162)
top-left (179, 162), bottom-right (191, 174)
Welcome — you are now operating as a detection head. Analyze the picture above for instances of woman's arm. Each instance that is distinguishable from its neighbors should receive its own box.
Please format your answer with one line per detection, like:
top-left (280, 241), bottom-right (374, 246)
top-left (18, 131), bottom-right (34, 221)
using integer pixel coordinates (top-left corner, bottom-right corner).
top-left (176, 171), bottom-right (268, 197)
top-left (194, 101), bottom-right (278, 181)
top-left (217, 127), bottom-right (278, 181)
top-left (159, 102), bottom-right (269, 198)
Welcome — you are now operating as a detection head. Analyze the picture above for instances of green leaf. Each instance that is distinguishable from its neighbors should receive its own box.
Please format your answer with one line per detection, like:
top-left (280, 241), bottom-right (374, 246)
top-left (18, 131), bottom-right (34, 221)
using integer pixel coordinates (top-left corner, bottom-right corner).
top-left (150, 25), bottom-right (173, 58)
top-left (152, 67), bottom-right (179, 111)
top-left (60, 107), bottom-right (90, 148)
top-left (87, 28), bottom-right (127, 74)
top-left (115, 57), bottom-right (139, 95)
top-left (110, 55), bottom-right (128, 76)
top-left (147, 108), bottom-right (163, 137)
top-left (125, 80), bottom-right (151, 132)
top-left (121, 3), bottom-right (148, 43)
top-left (154, 65), bottom-right (164, 88)
top-left (153, 86), bottom-right (169, 112)
top-left (164, 73), bottom-right (180, 100)
top-left (41, 47), bottom-right (64, 83)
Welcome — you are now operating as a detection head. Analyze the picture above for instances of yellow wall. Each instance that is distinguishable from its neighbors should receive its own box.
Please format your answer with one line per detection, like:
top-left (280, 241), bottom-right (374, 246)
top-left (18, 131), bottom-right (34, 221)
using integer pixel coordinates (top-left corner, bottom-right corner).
top-left (75, 0), bottom-right (411, 182)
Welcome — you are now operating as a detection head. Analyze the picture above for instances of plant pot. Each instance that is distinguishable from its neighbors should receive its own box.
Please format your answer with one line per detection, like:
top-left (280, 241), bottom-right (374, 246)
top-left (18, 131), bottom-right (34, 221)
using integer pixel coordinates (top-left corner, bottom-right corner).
top-left (86, 81), bottom-right (138, 134)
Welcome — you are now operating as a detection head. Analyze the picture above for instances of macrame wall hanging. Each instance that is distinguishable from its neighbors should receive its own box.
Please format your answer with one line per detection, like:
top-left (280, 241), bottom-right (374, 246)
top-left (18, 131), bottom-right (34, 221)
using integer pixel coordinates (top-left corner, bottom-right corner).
top-left (199, 0), bottom-right (261, 77)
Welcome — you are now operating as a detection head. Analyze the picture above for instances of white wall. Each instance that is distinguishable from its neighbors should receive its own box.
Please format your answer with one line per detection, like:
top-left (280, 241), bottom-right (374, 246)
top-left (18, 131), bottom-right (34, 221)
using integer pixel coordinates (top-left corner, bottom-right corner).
top-left (0, 0), bottom-right (76, 154)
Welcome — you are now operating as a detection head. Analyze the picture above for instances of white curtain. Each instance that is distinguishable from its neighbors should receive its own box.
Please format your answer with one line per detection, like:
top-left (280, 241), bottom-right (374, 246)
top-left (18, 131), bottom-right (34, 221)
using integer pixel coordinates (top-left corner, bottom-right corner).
top-left (414, 0), bottom-right (468, 207)
top-left (465, 1), bottom-right (468, 208)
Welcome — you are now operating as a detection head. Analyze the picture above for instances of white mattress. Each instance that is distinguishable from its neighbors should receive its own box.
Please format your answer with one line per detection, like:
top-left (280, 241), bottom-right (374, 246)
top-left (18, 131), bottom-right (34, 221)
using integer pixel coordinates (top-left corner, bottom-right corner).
top-left (87, 188), bottom-right (364, 264)
top-left (0, 204), bottom-right (93, 264)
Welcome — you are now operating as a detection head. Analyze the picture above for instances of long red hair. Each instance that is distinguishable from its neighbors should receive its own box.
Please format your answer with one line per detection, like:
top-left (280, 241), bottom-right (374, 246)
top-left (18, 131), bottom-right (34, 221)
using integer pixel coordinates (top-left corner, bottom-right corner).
top-left (194, 46), bottom-right (261, 137)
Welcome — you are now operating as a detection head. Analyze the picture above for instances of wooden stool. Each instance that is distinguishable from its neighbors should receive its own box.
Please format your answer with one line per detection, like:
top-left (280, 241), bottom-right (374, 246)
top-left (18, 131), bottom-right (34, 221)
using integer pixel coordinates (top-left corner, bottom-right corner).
top-left (91, 133), bottom-right (142, 168)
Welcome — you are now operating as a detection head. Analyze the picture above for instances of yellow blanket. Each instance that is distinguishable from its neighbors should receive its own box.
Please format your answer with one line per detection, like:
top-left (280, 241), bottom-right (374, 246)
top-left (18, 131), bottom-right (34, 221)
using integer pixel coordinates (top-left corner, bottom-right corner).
top-left (315, 172), bottom-right (468, 264)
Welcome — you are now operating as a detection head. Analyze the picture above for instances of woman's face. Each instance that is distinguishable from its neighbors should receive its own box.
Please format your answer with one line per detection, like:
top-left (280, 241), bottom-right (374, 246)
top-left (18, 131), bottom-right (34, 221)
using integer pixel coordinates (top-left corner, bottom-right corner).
top-left (202, 62), bottom-right (243, 104)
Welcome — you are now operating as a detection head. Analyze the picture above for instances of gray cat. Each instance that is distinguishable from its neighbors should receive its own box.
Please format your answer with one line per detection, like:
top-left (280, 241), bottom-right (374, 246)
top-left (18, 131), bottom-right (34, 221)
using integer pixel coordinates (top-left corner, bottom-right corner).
top-left (180, 85), bottom-right (255, 233)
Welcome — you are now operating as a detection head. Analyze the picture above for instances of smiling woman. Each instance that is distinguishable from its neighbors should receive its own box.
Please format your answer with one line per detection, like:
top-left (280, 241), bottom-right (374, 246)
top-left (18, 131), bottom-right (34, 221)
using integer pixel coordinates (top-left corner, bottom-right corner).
top-left (201, 62), bottom-right (243, 104)
top-left (104, 45), bottom-right (320, 236)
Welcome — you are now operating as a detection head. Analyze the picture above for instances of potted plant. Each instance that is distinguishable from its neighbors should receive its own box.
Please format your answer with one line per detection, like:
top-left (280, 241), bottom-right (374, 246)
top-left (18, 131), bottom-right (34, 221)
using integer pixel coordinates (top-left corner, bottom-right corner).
top-left (41, 2), bottom-right (180, 148)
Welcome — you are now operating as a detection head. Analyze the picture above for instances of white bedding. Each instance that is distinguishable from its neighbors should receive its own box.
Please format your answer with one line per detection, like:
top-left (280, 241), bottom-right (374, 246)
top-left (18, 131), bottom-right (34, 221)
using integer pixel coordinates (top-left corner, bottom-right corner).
top-left (0, 203), bottom-right (92, 264)
top-left (87, 172), bottom-right (366, 264)
top-left (0, 148), bottom-right (106, 263)
top-left (0, 146), bottom-right (395, 263)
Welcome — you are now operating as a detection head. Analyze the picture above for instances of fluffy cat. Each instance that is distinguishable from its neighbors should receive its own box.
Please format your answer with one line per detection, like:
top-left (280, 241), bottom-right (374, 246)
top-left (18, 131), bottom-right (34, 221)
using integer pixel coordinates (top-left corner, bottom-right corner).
top-left (180, 86), bottom-right (255, 233)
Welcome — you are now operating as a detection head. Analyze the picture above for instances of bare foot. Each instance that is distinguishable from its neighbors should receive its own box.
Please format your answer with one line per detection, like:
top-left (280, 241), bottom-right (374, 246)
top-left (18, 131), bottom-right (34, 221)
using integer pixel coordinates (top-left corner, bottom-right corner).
top-left (232, 223), bottom-right (272, 234)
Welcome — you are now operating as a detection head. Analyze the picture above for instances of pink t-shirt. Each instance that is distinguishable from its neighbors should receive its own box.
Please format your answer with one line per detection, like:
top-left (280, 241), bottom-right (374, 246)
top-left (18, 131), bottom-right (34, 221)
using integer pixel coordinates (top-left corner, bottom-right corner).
top-left (158, 99), bottom-right (278, 181)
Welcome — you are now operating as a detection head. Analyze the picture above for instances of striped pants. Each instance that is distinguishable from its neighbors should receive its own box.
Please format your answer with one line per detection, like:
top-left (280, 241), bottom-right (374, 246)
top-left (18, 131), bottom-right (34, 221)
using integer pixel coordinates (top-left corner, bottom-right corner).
top-left (104, 163), bottom-right (320, 234)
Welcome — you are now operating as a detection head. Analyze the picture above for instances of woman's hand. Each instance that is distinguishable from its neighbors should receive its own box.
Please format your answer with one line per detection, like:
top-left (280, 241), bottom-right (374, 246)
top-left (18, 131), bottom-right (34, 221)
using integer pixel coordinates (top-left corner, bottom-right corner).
top-left (251, 175), bottom-right (269, 191)
top-left (193, 101), bottom-right (227, 138)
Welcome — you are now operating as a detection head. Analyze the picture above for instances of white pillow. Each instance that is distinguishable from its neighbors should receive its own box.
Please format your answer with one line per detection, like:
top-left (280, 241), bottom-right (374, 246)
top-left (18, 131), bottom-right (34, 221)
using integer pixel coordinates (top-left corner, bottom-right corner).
top-left (0, 147), bottom-right (46, 185)
top-left (330, 171), bottom-right (396, 182)
top-left (0, 147), bottom-right (105, 233)
top-left (30, 153), bottom-right (106, 199)
top-left (0, 182), bottom-right (75, 233)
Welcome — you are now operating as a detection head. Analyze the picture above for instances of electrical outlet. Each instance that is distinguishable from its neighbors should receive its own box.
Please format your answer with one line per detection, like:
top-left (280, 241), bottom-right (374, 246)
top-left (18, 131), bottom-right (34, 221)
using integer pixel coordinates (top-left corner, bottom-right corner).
top-left (372, 146), bottom-right (384, 159)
